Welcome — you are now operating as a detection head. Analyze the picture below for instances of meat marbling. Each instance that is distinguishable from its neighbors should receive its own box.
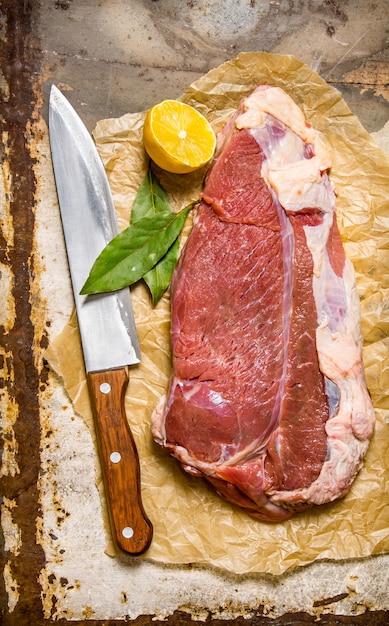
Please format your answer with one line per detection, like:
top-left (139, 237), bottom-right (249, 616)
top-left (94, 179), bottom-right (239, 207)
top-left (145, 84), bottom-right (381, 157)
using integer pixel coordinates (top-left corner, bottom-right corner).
top-left (152, 85), bottom-right (375, 521)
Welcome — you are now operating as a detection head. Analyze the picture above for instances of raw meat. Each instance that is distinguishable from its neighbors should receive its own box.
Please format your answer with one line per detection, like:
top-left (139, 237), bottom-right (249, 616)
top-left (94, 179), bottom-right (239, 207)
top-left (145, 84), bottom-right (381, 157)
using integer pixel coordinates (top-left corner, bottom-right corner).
top-left (152, 86), bottom-right (375, 521)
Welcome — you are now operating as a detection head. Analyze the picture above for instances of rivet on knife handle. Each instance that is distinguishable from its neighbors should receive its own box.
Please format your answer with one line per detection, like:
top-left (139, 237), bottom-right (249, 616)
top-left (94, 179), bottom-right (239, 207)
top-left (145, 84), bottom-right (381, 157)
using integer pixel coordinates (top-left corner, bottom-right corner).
top-left (88, 366), bottom-right (153, 555)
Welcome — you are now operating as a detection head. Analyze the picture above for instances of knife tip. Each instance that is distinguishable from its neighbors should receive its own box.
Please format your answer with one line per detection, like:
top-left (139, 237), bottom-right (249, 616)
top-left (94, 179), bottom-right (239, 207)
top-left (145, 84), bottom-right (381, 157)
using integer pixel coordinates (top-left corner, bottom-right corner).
top-left (49, 84), bottom-right (68, 110)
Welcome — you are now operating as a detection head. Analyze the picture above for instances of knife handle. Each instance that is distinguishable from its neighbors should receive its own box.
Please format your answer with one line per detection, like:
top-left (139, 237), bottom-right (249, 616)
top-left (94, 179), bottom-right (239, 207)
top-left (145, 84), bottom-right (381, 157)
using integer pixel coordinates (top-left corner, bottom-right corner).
top-left (87, 367), bottom-right (153, 555)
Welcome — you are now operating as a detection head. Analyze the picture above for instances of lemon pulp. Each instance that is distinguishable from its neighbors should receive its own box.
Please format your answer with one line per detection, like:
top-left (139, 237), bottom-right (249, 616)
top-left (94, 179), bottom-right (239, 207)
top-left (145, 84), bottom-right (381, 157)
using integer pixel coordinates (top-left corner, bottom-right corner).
top-left (143, 100), bottom-right (216, 174)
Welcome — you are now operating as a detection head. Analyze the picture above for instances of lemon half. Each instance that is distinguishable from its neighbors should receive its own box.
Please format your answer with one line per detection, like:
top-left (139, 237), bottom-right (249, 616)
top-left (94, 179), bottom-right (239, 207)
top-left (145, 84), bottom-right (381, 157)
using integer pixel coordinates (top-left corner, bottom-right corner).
top-left (143, 100), bottom-right (216, 174)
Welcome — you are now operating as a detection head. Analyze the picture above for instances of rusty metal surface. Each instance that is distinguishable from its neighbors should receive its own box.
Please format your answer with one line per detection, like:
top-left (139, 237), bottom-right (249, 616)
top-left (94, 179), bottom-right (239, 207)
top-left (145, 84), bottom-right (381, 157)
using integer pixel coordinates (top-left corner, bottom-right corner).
top-left (1, 1), bottom-right (388, 625)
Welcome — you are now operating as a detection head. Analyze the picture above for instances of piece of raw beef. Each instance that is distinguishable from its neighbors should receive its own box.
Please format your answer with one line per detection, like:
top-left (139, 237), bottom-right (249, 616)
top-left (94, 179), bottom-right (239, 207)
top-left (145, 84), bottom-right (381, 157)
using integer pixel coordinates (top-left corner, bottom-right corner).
top-left (152, 85), bottom-right (375, 521)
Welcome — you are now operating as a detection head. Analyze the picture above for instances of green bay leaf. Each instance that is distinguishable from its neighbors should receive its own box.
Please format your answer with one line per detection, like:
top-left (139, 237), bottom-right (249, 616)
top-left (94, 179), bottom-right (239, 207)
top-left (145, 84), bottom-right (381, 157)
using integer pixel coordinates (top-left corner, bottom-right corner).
top-left (80, 206), bottom-right (191, 295)
top-left (143, 237), bottom-right (180, 305)
top-left (130, 171), bottom-right (194, 304)
top-left (131, 170), bottom-right (171, 223)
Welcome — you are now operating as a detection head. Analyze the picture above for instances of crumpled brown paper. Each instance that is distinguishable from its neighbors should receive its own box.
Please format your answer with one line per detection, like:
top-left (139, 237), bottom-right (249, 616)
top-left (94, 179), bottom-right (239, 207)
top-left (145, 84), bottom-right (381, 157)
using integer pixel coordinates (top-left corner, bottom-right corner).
top-left (45, 52), bottom-right (389, 575)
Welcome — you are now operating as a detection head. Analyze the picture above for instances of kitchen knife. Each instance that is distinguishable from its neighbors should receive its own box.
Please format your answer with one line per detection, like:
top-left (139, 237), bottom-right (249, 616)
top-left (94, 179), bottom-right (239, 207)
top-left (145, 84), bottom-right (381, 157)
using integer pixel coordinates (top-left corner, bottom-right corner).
top-left (49, 85), bottom-right (153, 555)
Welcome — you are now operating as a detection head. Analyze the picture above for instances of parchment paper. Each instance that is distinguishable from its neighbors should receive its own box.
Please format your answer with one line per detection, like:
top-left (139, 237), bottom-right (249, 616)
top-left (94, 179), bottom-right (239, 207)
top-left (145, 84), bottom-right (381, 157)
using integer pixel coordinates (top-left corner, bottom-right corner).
top-left (45, 52), bottom-right (389, 575)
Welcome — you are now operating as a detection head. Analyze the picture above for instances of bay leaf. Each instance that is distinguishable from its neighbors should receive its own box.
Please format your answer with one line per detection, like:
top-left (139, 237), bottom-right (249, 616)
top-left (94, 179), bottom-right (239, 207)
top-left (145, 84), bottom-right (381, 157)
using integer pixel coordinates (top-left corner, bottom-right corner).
top-left (131, 170), bottom-right (193, 304)
top-left (80, 206), bottom-right (191, 295)
top-left (131, 170), bottom-right (171, 223)
top-left (143, 237), bottom-right (180, 305)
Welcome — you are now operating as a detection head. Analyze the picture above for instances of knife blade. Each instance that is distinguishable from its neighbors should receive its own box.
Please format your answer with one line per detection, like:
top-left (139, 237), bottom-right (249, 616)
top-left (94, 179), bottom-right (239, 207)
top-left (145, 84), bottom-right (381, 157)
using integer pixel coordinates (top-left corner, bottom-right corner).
top-left (48, 85), bottom-right (153, 555)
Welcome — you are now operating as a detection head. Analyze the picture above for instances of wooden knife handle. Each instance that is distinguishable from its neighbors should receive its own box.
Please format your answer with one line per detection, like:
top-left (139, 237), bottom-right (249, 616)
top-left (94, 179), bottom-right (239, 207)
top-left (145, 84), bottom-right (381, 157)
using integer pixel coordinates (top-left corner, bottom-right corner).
top-left (87, 366), bottom-right (153, 555)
